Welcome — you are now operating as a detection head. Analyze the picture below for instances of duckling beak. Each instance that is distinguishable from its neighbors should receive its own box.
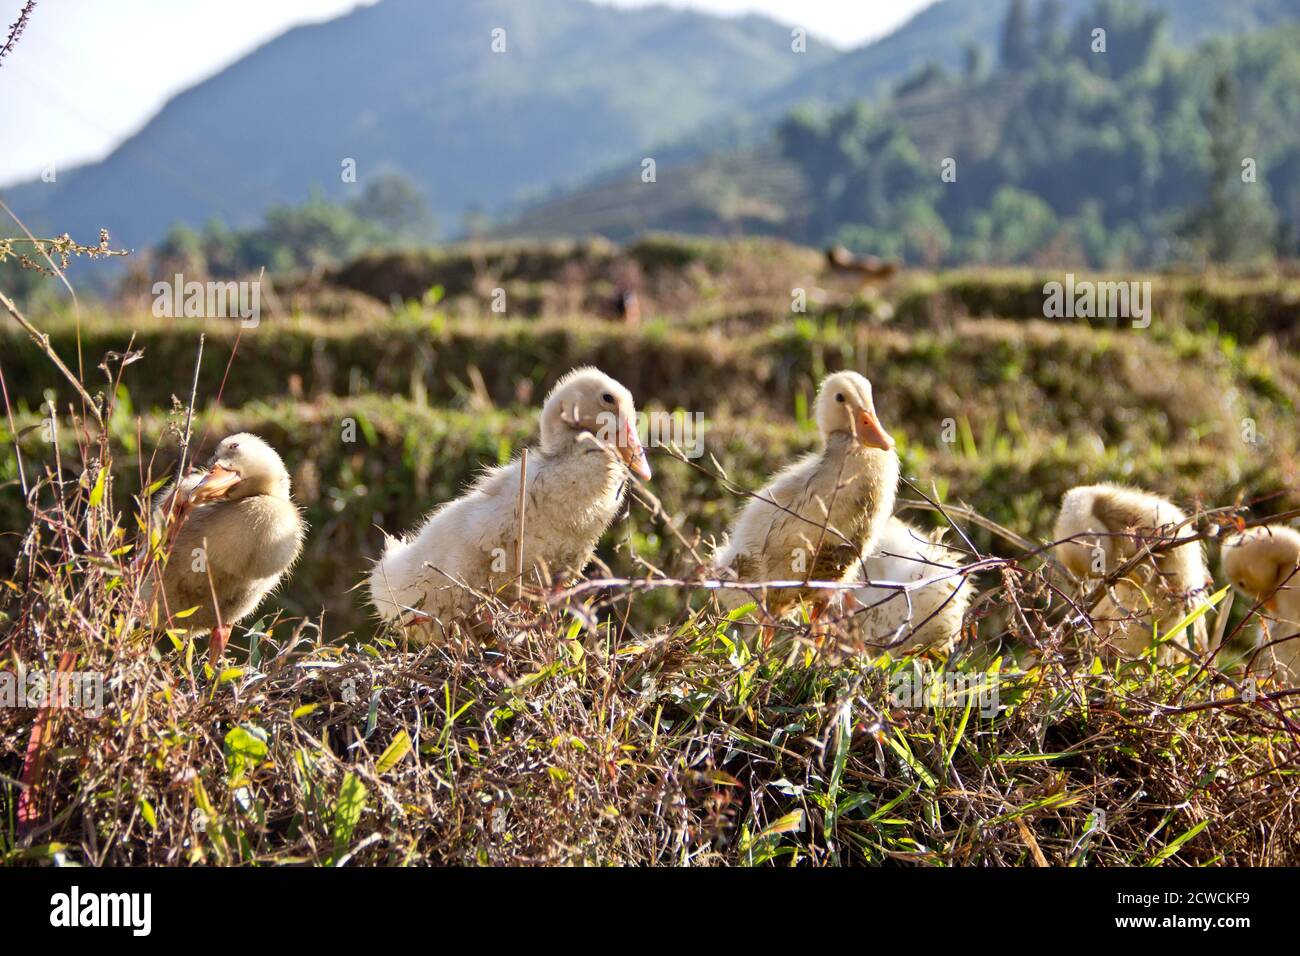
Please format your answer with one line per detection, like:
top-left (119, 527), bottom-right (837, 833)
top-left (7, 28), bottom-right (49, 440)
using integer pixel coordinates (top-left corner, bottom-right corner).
top-left (854, 405), bottom-right (895, 451)
top-left (190, 463), bottom-right (242, 503)
top-left (619, 419), bottom-right (652, 481)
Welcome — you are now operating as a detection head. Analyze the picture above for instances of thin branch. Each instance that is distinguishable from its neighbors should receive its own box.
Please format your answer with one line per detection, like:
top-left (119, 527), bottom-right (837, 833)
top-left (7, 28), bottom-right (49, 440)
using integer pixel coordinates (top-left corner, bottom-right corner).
top-left (515, 447), bottom-right (528, 601)
top-left (0, 1), bottom-right (35, 66)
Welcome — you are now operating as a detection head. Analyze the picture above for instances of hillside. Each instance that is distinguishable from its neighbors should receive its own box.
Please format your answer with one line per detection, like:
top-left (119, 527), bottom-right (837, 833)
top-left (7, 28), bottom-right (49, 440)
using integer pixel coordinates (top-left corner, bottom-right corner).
top-left (0, 0), bottom-right (832, 252)
top-left (763, 0), bottom-right (1300, 116)
top-left (503, 0), bottom-right (1300, 230)
top-left (504, 11), bottom-right (1300, 267)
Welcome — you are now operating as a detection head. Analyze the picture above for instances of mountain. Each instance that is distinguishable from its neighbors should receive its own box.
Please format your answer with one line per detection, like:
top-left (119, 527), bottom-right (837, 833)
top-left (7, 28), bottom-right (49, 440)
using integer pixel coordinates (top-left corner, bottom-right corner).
top-left (502, 0), bottom-right (1300, 250)
top-left (559, 0), bottom-right (1300, 185)
top-left (0, 0), bottom-right (833, 252)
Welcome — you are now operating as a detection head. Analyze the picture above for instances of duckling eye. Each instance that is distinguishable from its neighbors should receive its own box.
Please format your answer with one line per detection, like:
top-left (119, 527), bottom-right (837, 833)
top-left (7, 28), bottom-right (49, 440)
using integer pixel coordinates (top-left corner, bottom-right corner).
top-left (601, 392), bottom-right (615, 405)
top-left (835, 393), bottom-right (845, 403)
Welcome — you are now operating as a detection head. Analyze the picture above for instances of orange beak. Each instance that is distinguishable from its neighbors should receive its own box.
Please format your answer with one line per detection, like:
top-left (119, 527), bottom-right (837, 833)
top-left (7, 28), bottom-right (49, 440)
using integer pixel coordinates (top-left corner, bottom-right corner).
top-left (854, 405), bottom-right (895, 451)
top-left (189, 463), bottom-right (241, 503)
top-left (620, 419), bottom-right (652, 481)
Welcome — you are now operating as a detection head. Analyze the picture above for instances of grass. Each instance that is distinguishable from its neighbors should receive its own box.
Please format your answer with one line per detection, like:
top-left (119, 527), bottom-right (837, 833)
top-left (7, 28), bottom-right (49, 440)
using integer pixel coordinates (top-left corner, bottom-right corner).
top-left (3, 235), bottom-right (1300, 866)
top-left (6, 314), bottom-right (1296, 453)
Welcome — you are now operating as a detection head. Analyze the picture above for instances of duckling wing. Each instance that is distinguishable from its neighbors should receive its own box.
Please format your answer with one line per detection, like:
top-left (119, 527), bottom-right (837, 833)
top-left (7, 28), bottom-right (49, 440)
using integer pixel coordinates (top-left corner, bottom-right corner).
top-left (853, 518), bottom-right (971, 654)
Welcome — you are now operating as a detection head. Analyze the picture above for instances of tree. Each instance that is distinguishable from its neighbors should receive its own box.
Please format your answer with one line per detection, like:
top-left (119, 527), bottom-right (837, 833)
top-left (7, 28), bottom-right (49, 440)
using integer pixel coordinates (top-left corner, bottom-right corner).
top-left (349, 172), bottom-right (435, 239)
top-left (1036, 0), bottom-right (1066, 61)
top-left (894, 61), bottom-right (949, 99)
top-left (999, 0), bottom-right (1036, 72)
top-left (151, 194), bottom-right (388, 279)
top-left (1076, 0), bottom-right (1166, 80)
top-left (155, 224), bottom-right (208, 275)
top-left (965, 188), bottom-right (1059, 263)
top-left (1186, 72), bottom-right (1277, 263)
top-left (252, 194), bottom-right (382, 271)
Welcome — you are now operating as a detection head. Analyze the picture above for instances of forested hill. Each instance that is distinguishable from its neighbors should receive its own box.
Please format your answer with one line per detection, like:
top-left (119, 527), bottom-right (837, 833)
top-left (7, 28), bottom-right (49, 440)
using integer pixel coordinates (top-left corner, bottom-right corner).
top-left (507, 0), bottom-right (1300, 268)
top-left (760, 0), bottom-right (1300, 119)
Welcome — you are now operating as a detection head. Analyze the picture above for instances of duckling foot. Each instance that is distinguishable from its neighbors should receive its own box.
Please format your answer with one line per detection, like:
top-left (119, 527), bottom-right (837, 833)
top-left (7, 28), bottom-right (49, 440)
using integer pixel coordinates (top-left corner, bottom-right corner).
top-left (838, 591), bottom-right (864, 615)
top-left (208, 625), bottom-right (232, 667)
top-left (807, 599), bottom-right (834, 644)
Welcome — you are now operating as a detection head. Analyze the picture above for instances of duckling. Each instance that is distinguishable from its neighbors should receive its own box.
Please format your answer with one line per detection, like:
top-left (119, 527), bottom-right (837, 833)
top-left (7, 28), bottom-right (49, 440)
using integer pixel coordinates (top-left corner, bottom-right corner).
top-left (367, 366), bottom-right (651, 643)
top-left (715, 370), bottom-right (898, 622)
top-left (1053, 484), bottom-right (1210, 662)
top-left (1221, 524), bottom-right (1300, 681)
top-left (146, 433), bottom-right (305, 665)
top-left (850, 516), bottom-right (972, 656)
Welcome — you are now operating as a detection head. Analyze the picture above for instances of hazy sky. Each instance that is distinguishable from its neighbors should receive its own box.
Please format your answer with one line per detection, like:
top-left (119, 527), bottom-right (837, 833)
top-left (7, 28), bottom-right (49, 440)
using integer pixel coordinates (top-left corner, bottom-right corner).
top-left (0, 0), bottom-right (933, 188)
top-left (601, 0), bottom-right (933, 48)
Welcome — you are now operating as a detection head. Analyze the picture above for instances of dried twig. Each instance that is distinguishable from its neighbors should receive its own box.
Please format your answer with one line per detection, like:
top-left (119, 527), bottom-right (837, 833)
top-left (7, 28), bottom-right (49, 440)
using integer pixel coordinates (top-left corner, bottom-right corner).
top-left (0, 0), bottom-right (35, 66)
top-left (515, 447), bottom-right (528, 601)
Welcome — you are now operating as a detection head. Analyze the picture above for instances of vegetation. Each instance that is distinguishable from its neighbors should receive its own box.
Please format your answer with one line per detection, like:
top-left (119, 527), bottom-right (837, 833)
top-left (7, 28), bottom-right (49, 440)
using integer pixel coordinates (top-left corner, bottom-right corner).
top-left (4, 234), bottom-right (1300, 865)
top-left (150, 175), bottom-right (436, 280)
top-left (775, 0), bottom-right (1300, 267)
top-left (508, 0), bottom-right (1300, 269)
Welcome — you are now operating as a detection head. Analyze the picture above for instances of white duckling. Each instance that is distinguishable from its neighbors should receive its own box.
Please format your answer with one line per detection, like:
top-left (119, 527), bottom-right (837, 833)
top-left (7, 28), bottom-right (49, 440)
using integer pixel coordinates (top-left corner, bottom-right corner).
top-left (1221, 524), bottom-right (1300, 682)
top-left (1053, 483), bottom-right (1210, 663)
top-left (367, 366), bottom-right (651, 642)
top-left (147, 433), bottom-right (306, 664)
top-left (850, 516), bottom-right (972, 656)
top-left (715, 370), bottom-right (898, 621)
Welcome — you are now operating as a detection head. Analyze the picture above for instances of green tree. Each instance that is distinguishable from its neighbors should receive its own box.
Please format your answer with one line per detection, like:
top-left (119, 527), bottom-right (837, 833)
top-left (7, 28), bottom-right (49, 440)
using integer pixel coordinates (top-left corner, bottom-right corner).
top-left (965, 188), bottom-right (1059, 263)
top-left (1075, 0), bottom-right (1166, 80)
top-left (1036, 0), bottom-right (1066, 62)
top-left (251, 194), bottom-right (382, 271)
top-left (999, 0), bottom-right (1035, 72)
top-left (1188, 72), bottom-right (1277, 263)
top-left (894, 61), bottom-right (949, 99)
top-left (155, 224), bottom-right (208, 275)
top-left (349, 172), bottom-right (435, 239)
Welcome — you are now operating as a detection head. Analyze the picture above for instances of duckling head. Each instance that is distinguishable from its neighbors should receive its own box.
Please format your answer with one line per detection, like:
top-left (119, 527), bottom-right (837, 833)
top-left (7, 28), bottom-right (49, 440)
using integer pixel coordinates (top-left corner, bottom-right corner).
top-left (539, 366), bottom-right (651, 480)
top-left (1222, 525), bottom-right (1300, 611)
top-left (815, 370), bottom-right (894, 451)
top-left (190, 433), bottom-right (292, 503)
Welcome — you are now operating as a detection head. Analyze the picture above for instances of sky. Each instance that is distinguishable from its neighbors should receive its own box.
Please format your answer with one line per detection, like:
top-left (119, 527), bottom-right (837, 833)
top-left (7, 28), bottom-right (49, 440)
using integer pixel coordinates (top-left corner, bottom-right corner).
top-left (0, 0), bottom-right (934, 188)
